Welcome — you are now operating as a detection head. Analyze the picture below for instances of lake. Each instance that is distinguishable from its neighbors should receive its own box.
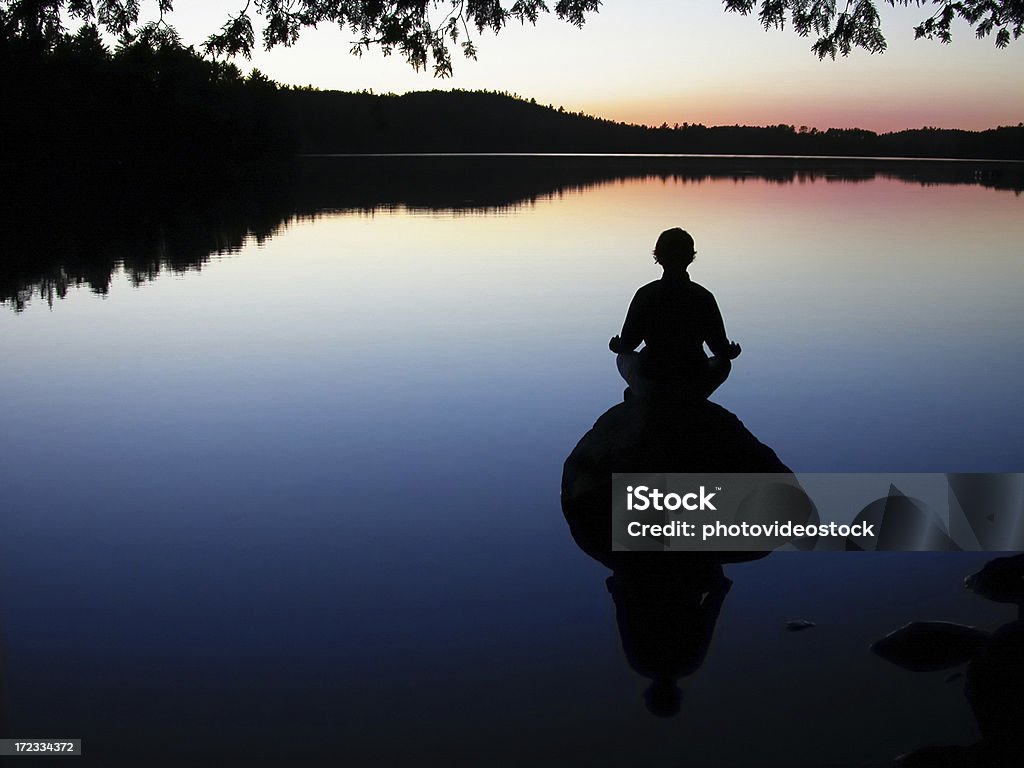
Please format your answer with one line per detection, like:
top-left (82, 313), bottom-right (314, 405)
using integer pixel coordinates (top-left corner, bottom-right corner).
top-left (1, 156), bottom-right (1023, 766)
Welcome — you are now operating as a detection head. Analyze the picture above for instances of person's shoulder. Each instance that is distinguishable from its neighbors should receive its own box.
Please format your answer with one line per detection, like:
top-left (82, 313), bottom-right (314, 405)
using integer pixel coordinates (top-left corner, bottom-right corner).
top-left (688, 280), bottom-right (717, 301)
top-left (632, 280), bottom-right (662, 299)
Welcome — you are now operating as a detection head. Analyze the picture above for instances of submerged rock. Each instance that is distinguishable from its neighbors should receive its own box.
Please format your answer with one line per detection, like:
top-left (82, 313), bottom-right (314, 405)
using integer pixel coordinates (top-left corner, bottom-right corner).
top-left (871, 621), bottom-right (990, 672)
top-left (786, 619), bottom-right (817, 632)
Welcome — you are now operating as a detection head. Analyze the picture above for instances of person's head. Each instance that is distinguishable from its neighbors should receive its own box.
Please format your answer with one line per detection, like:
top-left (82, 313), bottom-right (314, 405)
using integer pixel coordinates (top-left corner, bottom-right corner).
top-left (644, 678), bottom-right (683, 717)
top-left (653, 228), bottom-right (696, 270)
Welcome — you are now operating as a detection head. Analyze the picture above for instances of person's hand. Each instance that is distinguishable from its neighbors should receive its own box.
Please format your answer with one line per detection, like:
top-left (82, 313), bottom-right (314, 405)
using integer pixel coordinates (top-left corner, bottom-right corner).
top-left (609, 335), bottom-right (622, 353)
top-left (727, 341), bottom-right (742, 360)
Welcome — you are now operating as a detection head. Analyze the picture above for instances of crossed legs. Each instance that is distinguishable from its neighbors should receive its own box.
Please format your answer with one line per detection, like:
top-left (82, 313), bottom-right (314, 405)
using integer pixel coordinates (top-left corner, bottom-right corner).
top-left (616, 353), bottom-right (732, 401)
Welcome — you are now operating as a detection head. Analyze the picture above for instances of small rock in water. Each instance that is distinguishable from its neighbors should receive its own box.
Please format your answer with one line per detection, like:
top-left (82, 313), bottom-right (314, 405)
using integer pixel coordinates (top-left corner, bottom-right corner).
top-left (871, 621), bottom-right (989, 672)
top-left (786, 619), bottom-right (816, 631)
top-left (964, 554), bottom-right (1024, 605)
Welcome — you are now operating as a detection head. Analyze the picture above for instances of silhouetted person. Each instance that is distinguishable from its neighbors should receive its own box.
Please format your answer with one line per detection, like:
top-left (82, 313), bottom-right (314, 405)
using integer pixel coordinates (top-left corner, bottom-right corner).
top-left (609, 228), bottom-right (741, 401)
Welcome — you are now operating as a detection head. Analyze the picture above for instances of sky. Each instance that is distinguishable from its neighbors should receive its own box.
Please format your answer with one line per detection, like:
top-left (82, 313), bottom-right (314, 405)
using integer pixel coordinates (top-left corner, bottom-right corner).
top-left (135, 2), bottom-right (1021, 133)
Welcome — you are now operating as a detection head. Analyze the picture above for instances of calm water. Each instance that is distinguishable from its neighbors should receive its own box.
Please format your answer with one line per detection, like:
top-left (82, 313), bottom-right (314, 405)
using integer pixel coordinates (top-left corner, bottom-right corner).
top-left (2, 157), bottom-right (1023, 766)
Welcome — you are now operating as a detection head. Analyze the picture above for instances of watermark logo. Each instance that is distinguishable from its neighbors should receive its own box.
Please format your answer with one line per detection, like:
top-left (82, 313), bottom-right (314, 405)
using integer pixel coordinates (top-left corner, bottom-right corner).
top-left (612, 473), bottom-right (1024, 552)
top-left (625, 485), bottom-right (719, 512)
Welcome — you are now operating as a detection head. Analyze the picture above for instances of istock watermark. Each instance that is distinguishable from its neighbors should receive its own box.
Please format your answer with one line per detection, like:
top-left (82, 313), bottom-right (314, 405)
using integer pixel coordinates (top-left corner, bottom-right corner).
top-left (612, 473), bottom-right (1024, 552)
top-left (625, 485), bottom-right (719, 512)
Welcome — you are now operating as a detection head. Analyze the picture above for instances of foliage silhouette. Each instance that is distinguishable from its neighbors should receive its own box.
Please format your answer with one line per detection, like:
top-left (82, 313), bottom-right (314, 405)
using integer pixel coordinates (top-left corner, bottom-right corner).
top-left (1, 0), bottom-right (1020, 76)
top-left (724, 0), bottom-right (1023, 59)
top-left (1, 17), bottom-right (294, 188)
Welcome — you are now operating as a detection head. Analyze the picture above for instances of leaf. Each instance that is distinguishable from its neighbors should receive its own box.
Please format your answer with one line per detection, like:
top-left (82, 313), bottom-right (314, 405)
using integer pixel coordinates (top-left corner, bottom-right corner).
top-left (723, 0), bottom-right (758, 15)
top-left (554, 0), bottom-right (601, 28)
top-left (759, 0), bottom-right (788, 30)
top-left (97, 0), bottom-right (141, 36)
top-left (202, 11), bottom-right (255, 59)
top-left (67, 0), bottom-right (97, 21)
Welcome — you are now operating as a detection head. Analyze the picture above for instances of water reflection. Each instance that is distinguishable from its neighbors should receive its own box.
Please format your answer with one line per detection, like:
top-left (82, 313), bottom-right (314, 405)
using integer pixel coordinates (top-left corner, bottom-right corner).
top-left (2, 174), bottom-right (295, 311)
top-left (4, 155), bottom-right (1022, 311)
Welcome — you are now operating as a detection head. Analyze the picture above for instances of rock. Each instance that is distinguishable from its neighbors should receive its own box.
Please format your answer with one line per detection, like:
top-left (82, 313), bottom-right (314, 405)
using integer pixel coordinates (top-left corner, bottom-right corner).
top-left (965, 620), bottom-right (1024, 748)
top-left (786, 619), bottom-right (817, 631)
top-left (965, 554), bottom-right (1024, 606)
top-left (871, 621), bottom-right (990, 672)
top-left (561, 398), bottom-right (791, 570)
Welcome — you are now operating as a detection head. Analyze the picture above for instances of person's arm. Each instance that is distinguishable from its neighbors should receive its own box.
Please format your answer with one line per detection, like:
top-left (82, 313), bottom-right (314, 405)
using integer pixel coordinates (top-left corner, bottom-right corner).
top-left (705, 294), bottom-right (742, 360)
top-left (609, 291), bottom-right (646, 353)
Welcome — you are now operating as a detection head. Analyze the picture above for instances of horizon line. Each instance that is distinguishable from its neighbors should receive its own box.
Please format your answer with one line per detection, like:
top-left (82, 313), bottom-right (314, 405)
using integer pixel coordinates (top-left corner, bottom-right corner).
top-left (286, 86), bottom-right (1024, 137)
top-left (298, 152), bottom-right (1024, 164)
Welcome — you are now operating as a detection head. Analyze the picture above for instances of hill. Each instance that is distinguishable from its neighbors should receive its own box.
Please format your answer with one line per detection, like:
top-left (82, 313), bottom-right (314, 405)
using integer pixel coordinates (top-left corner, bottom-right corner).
top-left (283, 89), bottom-right (1024, 160)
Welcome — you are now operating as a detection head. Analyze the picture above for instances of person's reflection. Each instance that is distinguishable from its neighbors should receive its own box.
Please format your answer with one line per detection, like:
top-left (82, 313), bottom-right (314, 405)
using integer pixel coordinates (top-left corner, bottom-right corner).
top-left (607, 562), bottom-right (733, 717)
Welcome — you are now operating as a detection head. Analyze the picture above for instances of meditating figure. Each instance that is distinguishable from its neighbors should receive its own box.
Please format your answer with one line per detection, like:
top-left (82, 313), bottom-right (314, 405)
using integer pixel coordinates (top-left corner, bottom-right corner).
top-left (609, 228), bottom-right (741, 401)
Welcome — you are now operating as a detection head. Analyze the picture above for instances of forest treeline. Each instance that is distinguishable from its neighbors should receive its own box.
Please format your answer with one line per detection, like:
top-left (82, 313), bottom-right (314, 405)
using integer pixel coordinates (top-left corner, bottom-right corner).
top-left (1, 25), bottom-right (293, 189)
top-left (3, 27), bottom-right (1022, 182)
top-left (286, 89), bottom-right (1024, 160)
